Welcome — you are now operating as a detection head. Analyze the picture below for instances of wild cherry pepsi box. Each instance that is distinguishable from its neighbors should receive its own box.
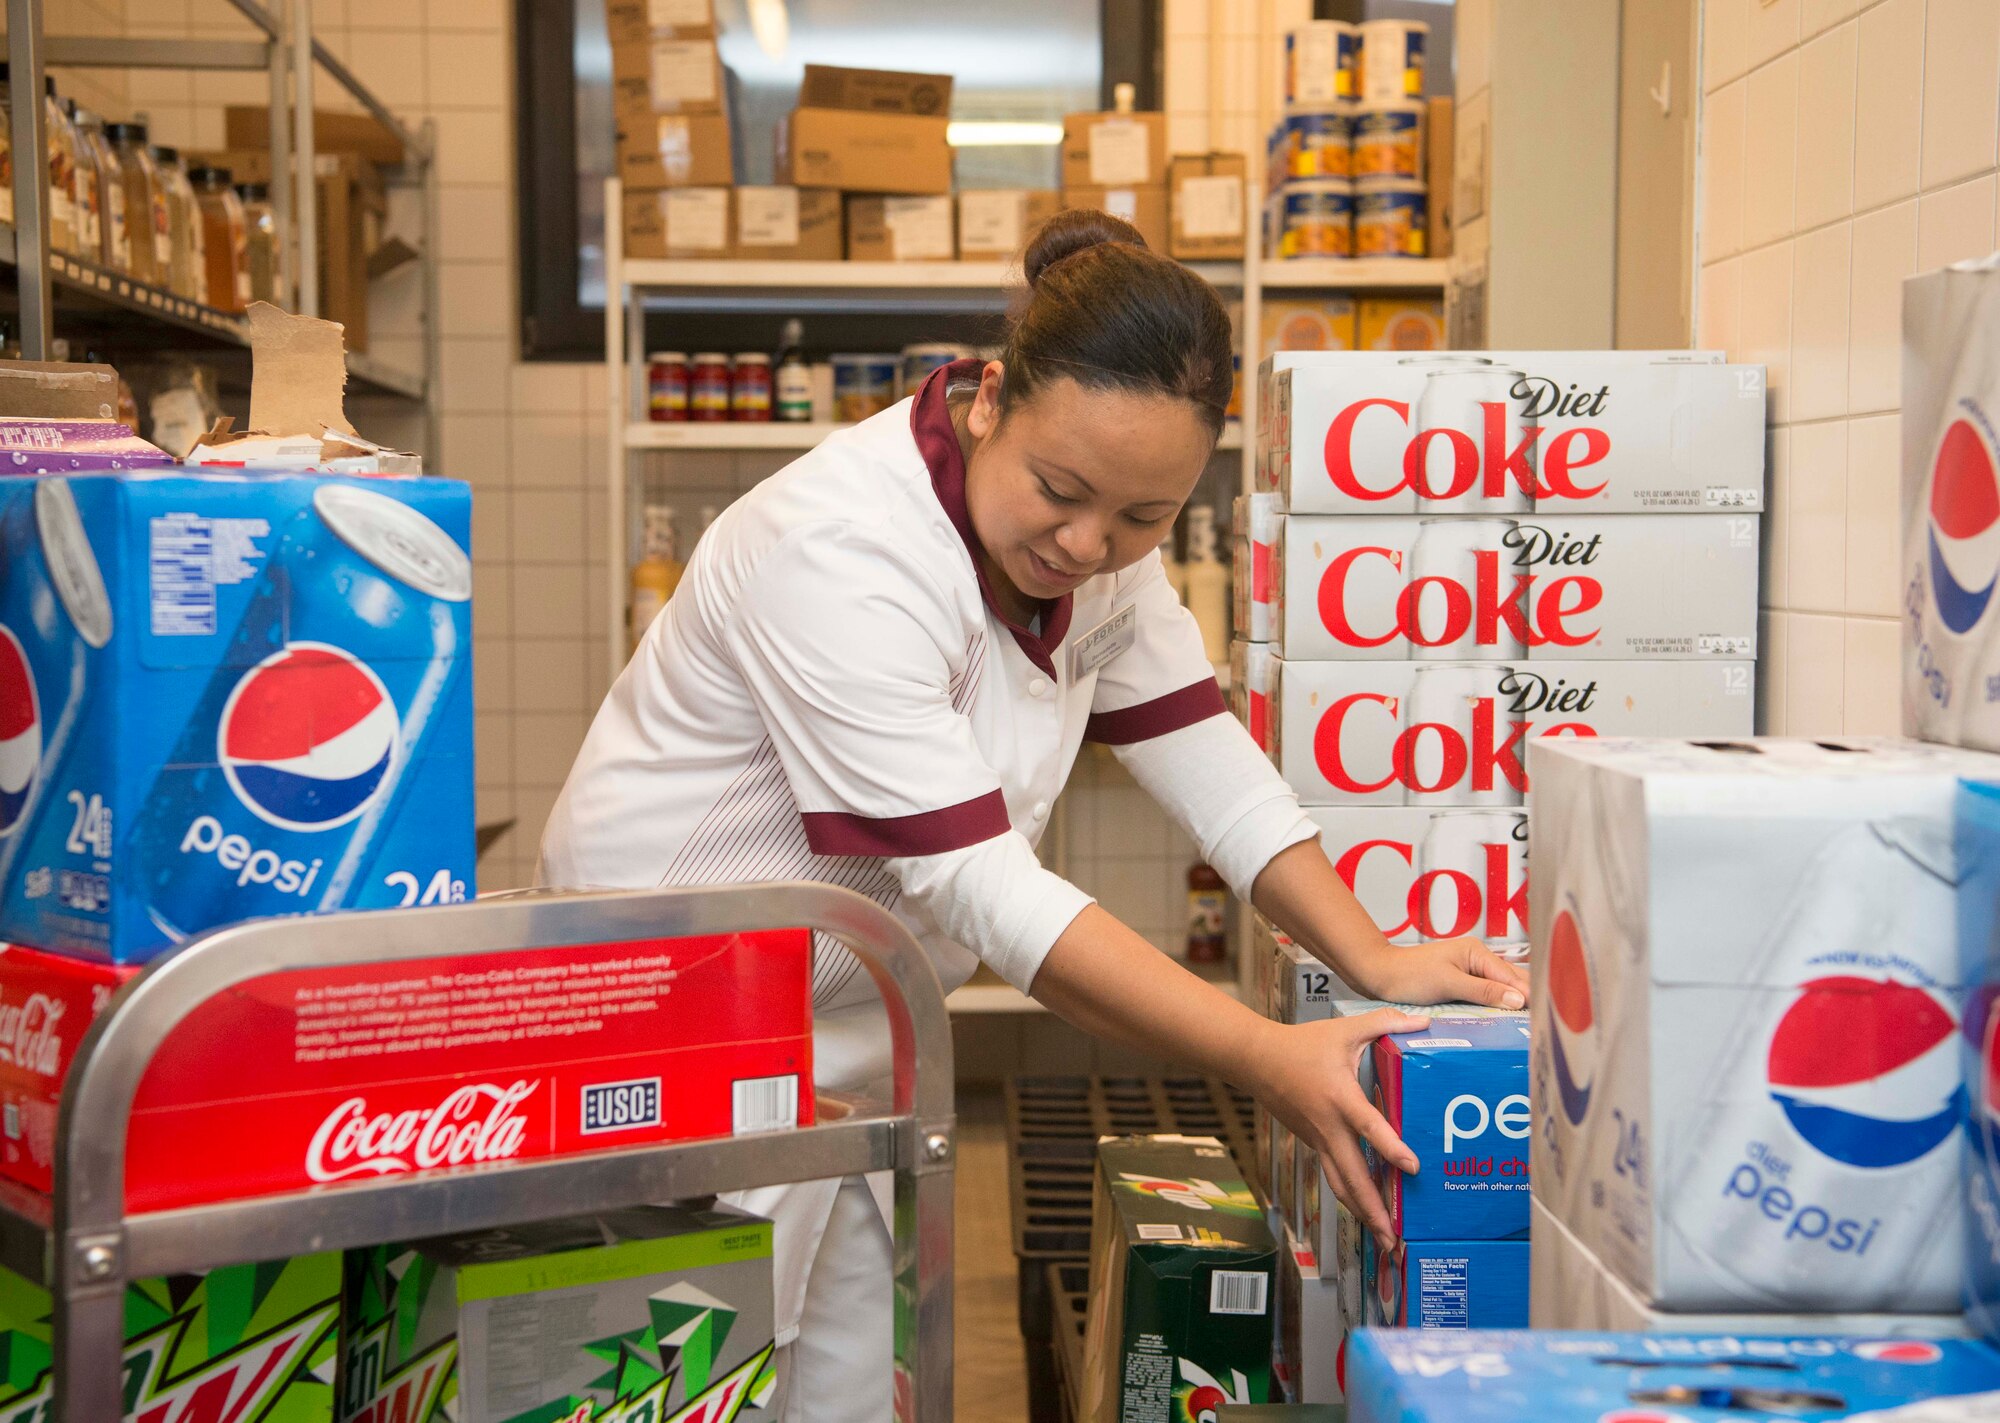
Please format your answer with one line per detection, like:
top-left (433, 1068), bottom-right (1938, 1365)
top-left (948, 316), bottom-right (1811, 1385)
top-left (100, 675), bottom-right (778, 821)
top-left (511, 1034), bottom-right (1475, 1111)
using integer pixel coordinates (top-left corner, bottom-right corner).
top-left (0, 930), bottom-right (812, 1209)
top-left (0, 472), bottom-right (475, 963)
top-left (1368, 1013), bottom-right (1530, 1242)
top-left (1343, 1330), bottom-right (2000, 1423)
top-left (0, 942), bottom-right (133, 1193)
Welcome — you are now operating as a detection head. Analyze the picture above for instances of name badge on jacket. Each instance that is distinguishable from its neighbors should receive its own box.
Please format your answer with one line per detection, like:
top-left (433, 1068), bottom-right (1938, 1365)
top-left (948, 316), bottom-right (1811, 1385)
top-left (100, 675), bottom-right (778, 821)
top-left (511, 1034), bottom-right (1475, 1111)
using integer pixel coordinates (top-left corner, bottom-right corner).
top-left (1072, 604), bottom-right (1137, 679)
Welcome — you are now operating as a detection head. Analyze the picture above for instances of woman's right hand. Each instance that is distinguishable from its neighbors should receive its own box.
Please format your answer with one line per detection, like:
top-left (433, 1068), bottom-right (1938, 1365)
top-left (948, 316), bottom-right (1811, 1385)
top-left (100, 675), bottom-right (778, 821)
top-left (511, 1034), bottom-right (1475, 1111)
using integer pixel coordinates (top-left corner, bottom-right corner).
top-left (1246, 1006), bottom-right (1432, 1253)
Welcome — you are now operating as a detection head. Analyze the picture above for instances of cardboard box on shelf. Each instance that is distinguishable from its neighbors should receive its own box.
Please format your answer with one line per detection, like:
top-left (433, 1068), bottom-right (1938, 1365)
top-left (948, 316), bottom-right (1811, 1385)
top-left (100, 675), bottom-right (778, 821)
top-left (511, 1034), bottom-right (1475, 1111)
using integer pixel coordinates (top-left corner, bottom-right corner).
top-left (1060, 184), bottom-right (1168, 252)
top-left (845, 194), bottom-right (955, 261)
top-left (615, 107), bottom-right (734, 187)
top-left (1168, 152), bottom-right (1248, 261)
top-left (734, 186), bottom-right (843, 259)
top-left (1061, 110), bottom-right (1168, 188)
top-left (623, 186), bottom-right (732, 258)
top-left (1356, 296), bottom-right (1443, 350)
top-left (779, 108), bottom-right (952, 194)
top-left (958, 189), bottom-right (1062, 260)
top-left (1261, 298), bottom-right (1358, 360)
top-left (1427, 96), bottom-right (1454, 258)
top-left (610, 32), bottom-right (725, 114)
top-left (605, 0), bottom-right (716, 48)
top-left (224, 105), bottom-right (404, 164)
top-left (799, 63), bottom-right (952, 115)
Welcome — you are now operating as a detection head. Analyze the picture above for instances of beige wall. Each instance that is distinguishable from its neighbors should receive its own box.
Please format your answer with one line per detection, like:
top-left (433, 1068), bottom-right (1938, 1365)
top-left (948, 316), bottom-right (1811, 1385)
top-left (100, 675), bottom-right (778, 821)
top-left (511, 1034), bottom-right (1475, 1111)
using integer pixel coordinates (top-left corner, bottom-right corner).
top-left (1697, 0), bottom-right (2000, 734)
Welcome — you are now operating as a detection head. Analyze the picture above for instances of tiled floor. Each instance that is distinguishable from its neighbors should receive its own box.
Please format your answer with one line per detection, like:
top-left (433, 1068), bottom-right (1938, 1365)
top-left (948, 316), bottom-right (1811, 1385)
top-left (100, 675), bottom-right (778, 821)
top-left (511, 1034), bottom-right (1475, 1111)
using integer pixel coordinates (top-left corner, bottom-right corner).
top-left (955, 1089), bottom-right (1031, 1421)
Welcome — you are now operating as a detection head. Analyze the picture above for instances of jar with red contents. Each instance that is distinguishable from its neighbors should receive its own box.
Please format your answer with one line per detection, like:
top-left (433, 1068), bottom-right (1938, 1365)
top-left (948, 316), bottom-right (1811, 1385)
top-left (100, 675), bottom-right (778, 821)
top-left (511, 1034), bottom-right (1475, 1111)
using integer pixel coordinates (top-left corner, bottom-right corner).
top-left (690, 352), bottom-right (732, 422)
top-left (731, 352), bottom-right (772, 422)
top-left (647, 351), bottom-right (688, 422)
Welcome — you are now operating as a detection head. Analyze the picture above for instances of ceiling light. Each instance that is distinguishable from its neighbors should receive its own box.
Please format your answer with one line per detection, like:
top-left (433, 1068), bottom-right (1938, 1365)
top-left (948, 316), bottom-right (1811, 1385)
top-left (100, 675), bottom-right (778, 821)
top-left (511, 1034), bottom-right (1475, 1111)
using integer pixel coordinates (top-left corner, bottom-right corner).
top-left (946, 121), bottom-right (1065, 147)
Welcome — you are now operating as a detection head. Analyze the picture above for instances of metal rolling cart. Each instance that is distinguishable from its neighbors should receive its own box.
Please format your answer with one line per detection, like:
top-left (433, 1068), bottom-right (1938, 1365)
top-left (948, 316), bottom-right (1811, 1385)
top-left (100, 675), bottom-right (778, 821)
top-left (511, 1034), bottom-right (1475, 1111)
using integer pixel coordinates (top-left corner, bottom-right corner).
top-left (0, 883), bottom-right (955, 1419)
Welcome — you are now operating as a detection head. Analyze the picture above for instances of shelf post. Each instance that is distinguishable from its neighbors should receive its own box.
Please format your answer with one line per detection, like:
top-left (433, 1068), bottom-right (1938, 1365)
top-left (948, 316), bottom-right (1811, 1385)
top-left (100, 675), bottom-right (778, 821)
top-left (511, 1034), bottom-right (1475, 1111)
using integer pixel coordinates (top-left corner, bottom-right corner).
top-left (421, 117), bottom-right (441, 465)
top-left (266, 23), bottom-right (294, 311)
top-left (290, 0), bottom-right (318, 317)
top-left (7, 0), bottom-right (52, 360)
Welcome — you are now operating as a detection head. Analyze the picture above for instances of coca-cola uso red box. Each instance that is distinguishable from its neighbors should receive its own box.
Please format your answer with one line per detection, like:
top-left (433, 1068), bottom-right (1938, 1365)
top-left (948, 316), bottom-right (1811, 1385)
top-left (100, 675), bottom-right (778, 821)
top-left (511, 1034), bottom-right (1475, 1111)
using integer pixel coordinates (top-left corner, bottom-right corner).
top-left (0, 931), bottom-right (813, 1209)
top-left (1270, 658), bottom-right (1754, 806)
top-left (1310, 806), bottom-right (1528, 948)
top-left (0, 944), bottom-right (133, 1193)
top-left (1256, 353), bottom-right (1766, 514)
top-left (1270, 513), bottom-right (1760, 661)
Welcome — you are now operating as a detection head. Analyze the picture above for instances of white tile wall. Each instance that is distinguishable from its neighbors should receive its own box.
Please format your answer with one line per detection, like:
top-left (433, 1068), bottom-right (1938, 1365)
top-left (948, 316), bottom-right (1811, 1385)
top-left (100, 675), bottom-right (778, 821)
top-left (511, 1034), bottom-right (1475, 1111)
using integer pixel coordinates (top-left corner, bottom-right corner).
top-left (1697, 0), bottom-right (2000, 734)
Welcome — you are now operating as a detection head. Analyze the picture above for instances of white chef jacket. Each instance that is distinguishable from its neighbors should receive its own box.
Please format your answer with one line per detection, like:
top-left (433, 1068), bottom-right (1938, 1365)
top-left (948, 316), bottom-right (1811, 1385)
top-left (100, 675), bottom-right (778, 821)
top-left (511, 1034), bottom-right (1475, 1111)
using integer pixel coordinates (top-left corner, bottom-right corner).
top-left (538, 360), bottom-right (1317, 1358)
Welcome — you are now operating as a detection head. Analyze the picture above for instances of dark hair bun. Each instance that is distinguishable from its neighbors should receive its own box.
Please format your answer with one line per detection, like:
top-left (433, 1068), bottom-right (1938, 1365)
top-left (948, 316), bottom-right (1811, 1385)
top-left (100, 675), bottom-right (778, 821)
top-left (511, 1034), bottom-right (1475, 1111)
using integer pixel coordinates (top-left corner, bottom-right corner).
top-left (1023, 207), bottom-right (1148, 288)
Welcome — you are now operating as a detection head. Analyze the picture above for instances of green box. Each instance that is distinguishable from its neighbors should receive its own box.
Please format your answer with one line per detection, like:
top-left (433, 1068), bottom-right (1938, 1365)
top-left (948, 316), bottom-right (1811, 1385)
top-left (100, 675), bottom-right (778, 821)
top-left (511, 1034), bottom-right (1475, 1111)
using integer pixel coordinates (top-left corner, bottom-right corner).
top-left (340, 1204), bottom-right (775, 1423)
top-left (1083, 1135), bottom-right (1277, 1422)
top-left (0, 1252), bottom-right (338, 1421)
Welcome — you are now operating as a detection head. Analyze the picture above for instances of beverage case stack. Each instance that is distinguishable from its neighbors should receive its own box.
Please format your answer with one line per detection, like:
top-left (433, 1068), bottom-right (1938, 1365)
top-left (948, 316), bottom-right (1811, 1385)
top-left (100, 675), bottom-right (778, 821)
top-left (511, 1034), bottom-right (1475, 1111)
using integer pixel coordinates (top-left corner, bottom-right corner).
top-left (1234, 351), bottom-right (1765, 961)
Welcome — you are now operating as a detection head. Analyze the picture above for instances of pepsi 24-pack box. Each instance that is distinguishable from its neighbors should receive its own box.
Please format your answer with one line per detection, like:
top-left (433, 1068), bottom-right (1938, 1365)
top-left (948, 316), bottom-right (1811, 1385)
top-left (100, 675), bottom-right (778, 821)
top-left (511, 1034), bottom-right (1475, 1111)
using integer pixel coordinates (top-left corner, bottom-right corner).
top-left (0, 473), bottom-right (474, 962)
top-left (1343, 1330), bottom-right (2000, 1423)
top-left (1530, 736), bottom-right (2000, 1314)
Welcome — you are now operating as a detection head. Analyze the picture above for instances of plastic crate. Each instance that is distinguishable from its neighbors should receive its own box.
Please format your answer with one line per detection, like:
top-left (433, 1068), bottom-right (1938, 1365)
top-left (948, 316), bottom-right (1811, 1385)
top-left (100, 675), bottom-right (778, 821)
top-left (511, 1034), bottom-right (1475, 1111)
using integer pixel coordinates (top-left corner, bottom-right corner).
top-left (1049, 1260), bottom-right (1090, 1423)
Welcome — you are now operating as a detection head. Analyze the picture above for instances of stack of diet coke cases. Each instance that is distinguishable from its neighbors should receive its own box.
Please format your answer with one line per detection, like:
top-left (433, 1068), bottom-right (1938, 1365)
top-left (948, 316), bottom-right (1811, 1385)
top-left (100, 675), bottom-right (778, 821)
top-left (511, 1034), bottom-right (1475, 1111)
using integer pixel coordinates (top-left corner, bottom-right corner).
top-left (1528, 735), bottom-right (2000, 1337)
top-left (1233, 350), bottom-right (1764, 958)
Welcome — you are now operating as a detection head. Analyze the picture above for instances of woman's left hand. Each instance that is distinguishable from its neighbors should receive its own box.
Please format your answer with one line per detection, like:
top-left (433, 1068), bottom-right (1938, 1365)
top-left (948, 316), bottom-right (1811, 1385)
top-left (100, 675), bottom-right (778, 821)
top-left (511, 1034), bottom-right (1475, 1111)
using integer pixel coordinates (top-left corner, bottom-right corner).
top-left (1362, 935), bottom-right (1528, 1011)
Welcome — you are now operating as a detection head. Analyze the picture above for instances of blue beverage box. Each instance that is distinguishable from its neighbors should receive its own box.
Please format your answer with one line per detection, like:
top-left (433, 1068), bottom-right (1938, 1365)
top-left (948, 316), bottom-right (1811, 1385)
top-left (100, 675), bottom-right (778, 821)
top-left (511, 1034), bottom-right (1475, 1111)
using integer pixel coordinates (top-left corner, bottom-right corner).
top-left (1361, 1235), bottom-right (1528, 1330)
top-left (1369, 1013), bottom-right (1531, 1241)
top-left (0, 472), bottom-right (474, 962)
top-left (1345, 1329), bottom-right (2000, 1423)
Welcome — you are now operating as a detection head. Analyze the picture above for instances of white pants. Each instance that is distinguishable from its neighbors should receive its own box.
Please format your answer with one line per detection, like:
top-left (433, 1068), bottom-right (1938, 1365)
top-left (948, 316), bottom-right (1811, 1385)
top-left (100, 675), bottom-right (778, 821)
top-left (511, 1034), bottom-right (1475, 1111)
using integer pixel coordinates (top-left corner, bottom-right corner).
top-left (724, 1174), bottom-right (892, 1423)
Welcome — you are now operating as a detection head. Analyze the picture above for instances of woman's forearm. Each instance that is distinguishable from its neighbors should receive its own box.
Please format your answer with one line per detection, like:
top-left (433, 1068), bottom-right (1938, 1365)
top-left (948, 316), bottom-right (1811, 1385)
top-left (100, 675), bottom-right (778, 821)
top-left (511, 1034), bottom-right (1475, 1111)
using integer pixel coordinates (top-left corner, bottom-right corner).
top-left (1250, 838), bottom-right (1398, 994)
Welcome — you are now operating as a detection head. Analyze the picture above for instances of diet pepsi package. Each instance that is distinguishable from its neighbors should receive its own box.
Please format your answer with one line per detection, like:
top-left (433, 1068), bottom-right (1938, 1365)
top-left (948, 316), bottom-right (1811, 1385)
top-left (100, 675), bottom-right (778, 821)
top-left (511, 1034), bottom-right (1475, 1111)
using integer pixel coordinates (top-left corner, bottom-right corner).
top-left (1269, 513), bottom-right (1760, 660)
top-left (1343, 1329), bottom-right (2000, 1423)
top-left (1530, 736), bottom-right (2000, 1314)
top-left (1269, 658), bottom-right (1755, 806)
top-left (1255, 351), bottom-right (1765, 516)
top-left (0, 473), bottom-right (475, 962)
top-left (1361, 1234), bottom-right (1530, 1329)
top-left (1311, 806), bottom-right (1529, 947)
top-left (1957, 780), bottom-right (2000, 1345)
top-left (1368, 1012), bottom-right (1531, 1242)
top-left (1531, 1196), bottom-right (1969, 1339)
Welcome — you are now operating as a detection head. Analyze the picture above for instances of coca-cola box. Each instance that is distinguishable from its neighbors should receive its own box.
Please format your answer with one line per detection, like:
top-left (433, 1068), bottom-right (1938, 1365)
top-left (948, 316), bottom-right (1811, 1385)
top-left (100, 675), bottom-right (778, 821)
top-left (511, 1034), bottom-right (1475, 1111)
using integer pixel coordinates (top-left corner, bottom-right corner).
top-left (1256, 352), bottom-right (1766, 515)
top-left (1270, 513), bottom-right (1761, 661)
top-left (0, 943), bottom-right (133, 1193)
top-left (1269, 658), bottom-right (1755, 806)
top-left (0, 930), bottom-right (814, 1210)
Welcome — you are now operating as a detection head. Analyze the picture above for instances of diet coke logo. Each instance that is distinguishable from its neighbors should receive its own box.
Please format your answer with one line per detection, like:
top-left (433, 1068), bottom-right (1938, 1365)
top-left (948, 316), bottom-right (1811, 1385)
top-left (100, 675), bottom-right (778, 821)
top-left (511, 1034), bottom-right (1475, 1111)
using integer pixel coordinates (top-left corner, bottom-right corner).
top-left (305, 1081), bottom-right (539, 1182)
top-left (0, 992), bottom-right (64, 1078)
top-left (1315, 529), bottom-right (1607, 652)
top-left (1497, 670), bottom-right (1599, 717)
top-left (1321, 391), bottom-right (1614, 503)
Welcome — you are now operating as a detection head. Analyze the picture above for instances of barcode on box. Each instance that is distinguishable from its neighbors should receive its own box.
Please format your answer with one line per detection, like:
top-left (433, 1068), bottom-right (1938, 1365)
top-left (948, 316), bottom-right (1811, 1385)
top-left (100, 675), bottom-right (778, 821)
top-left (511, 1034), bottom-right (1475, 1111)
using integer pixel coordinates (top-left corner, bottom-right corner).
top-left (1209, 1270), bottom-right (1268, 1316)
top-left (733, 1074), bottom-right (799, 1135)
top-left (1135, 1224), bottom-right (1181, 1241)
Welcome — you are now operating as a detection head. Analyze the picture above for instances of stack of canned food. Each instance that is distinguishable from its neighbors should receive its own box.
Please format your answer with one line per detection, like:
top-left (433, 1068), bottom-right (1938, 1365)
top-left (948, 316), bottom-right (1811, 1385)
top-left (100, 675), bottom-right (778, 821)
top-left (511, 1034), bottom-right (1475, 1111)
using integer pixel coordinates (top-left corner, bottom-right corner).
top-left (646, 343), bottom-right (972, 426)
top-left (1264, 18), bottom-right (1431, 261)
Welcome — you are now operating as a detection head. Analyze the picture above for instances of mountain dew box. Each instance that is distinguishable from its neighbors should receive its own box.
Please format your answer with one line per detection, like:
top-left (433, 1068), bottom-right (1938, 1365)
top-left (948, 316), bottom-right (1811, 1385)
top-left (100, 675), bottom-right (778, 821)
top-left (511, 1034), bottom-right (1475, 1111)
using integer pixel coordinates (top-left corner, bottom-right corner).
top-left (339, 1203), bottom-right (775, 1423)
top-left (0, 1251), bottom-right (337, 1421)
top-left (1082, 1135), bottom-right (1278, 1421)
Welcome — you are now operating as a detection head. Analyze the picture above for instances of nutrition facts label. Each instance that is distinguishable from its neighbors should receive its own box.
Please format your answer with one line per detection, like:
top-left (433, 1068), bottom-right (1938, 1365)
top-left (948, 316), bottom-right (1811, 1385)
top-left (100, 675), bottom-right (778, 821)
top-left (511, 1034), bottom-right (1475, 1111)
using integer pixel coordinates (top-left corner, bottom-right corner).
top-left (148, 513), bottom-right (269, 635)
top-left (1414, 1256), bottom-right (1469, 1328)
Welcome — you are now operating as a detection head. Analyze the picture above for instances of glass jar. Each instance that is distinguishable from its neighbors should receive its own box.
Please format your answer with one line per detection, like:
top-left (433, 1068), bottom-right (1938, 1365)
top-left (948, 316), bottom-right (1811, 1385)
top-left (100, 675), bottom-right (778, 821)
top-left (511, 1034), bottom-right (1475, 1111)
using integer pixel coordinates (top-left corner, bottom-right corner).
top-left (149, 145), bottom-right (204, 301)
top-left (71, 105), bottom-right (125, 272)
top-left (64, 101), bottom-right (106, 265)
top-left (104, 123), bottom-right (160, 285)
top-left (236, 181), bottom-right (282, 305)
top-left (189, 165), bottom-right (246, 312)
top-left (42, 79), bottom-right (77, 256)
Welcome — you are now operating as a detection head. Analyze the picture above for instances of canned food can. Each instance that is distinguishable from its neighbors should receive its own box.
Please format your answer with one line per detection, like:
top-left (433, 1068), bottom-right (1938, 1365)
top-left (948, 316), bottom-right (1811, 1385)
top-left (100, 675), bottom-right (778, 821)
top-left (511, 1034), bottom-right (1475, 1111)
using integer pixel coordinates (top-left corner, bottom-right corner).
top-left (1354, 100), bottom-right (1426, 181)
top-left (1359, 18), bottom-right (1427, 102)
top-left (1283, 104), bottom-right (1354, 182)
top-left (1355, 180), bottom-right (1428, 258)
top-left (1275, 180), bottom-right (1353, 260)
top-left (897, 343), bottom-right (969, 400)
top-left (832, 354), bottom-right (898, 424)
top-left (1285, 20), bottom-right (1360, 104)
top-left (690, 352), bottom-right (732, 422)
top-left (646, 351), bottom-right (688, 423)
top-left (731, 352), bottom-right (772, 421)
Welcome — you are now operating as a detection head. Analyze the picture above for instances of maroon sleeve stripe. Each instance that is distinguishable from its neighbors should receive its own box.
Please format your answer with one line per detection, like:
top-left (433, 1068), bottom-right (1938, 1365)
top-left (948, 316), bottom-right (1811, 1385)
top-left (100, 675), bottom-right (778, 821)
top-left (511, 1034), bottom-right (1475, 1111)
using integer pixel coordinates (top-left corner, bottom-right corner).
top-left (801, 789), bottom-right (1013, 858)
top-left (1085, 678), bottom-right (1228, 745)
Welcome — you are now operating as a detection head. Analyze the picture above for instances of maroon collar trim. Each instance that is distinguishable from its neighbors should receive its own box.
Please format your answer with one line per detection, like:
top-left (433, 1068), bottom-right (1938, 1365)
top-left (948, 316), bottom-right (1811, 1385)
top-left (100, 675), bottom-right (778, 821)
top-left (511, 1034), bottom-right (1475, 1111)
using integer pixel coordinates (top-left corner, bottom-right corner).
top-left (910, 359), bottom-right (1074, 680)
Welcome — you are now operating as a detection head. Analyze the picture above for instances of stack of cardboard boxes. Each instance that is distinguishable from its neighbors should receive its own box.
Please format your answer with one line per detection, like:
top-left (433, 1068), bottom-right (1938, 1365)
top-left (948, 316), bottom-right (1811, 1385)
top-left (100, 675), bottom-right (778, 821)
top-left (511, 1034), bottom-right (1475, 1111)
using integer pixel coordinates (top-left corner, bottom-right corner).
top-left (1059, 102), bottom-right (1248, 263)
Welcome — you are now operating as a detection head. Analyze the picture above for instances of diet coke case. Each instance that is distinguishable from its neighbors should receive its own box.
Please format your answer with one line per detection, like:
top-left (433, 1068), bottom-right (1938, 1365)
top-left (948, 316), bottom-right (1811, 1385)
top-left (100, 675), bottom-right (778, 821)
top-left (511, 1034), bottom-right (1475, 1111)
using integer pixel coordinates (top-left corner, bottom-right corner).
top-left (1529, 736), bottom-right (2000, 1313)
top-left (1271, 658), bottom-right (1755, 806)
top-left (0, 473), bottom-right (475, 962)
top-left (1234, 493), bottom-right (1283, 643)
top-left (1231, 640), bottom-right (1277, 751)
top-left (1902, 258), bottom-right (2000, 753)
top-left (1255, 352), bottom-right (1765, 515)
top-left (1311, 807), bottom-right (1529, 947)
top-left (1270, 514), bottom-right (1760, 661)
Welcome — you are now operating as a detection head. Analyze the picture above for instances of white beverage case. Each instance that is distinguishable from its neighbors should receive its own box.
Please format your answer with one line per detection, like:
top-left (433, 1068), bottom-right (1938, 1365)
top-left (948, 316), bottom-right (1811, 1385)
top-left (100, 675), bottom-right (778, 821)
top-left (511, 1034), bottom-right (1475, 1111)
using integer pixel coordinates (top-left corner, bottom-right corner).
top-left (1270, 658), bottom-right (1755, 805)
top-left (1529, 735), bottom-right (2000, 1313)
top-left (1256, 351), bottom-right (1766, 515)
top-left (1270, 513), bottom-right (1761, 661)
top-left (1233, 492), bottom-right (1283, 643)
top-left (1310, 806), bottom-right (1528, 947)
top-left (1902, 258), bottom-right (2000, 752)
top-left (1230, 639), bottom-right (1277, 751)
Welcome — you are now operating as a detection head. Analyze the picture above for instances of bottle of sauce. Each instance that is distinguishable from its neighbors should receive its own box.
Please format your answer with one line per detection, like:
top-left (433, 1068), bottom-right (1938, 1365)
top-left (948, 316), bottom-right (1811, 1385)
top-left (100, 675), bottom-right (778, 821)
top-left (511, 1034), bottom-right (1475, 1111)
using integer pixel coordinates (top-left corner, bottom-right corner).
top-left (42, 79), bottom-right (78, 256)
top-left (628, 505), bottom-right (683, 655)
top-left (61, 100), bottom-right (101, 262)
top-left (104, 123), bottom-right (160, 285)
top-left (149, 145), bottom-right (205, 301)
top-left (237, 181), bottom-right (282, 303)
top-left (1183, 506), bottom-right (1230, 662)
top-left (189, 165), bottom-right (247, 312)
top-left (1186, 863), bottom-right (1228, 964)
top-left (775, 318), bottom-right (812, 422)
top-left (72, 106), bottom-right (125, 271)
